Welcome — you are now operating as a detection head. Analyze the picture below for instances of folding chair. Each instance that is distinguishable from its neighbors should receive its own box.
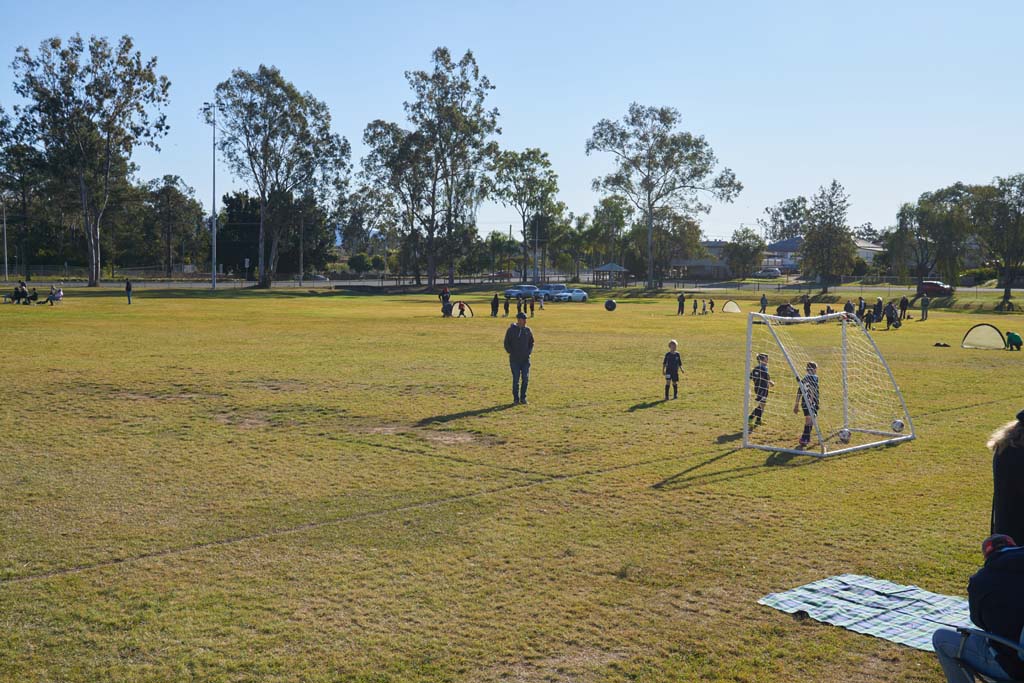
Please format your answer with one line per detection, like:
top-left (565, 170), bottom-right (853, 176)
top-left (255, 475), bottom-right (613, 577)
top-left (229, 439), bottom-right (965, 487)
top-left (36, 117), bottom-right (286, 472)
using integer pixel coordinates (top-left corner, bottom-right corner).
top-left (954, 628), bottom-right (1024, 682)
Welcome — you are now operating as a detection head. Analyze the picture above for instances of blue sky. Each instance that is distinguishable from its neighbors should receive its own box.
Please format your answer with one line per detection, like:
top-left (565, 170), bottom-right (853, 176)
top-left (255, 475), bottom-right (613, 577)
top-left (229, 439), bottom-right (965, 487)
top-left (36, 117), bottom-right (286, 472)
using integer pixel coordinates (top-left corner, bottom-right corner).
top-left (3, 0), bottom-right (1022, 241)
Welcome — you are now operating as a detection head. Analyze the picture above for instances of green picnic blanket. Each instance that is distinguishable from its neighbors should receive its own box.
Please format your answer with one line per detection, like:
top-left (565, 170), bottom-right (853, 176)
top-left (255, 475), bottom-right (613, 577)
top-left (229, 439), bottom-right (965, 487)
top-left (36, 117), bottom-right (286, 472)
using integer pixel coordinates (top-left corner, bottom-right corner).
top-left (758, 574), bottom-right (972, 651)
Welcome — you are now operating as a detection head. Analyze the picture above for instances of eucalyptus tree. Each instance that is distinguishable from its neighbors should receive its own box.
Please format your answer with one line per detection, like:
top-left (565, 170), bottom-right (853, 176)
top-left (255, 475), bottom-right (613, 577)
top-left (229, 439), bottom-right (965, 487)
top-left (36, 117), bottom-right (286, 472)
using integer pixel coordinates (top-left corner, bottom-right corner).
top-left (493, 148), bottom-right (558, 282)
top-left (970, 176), bottom-right (1024, 308)
top-left (799, 180), bottom-right (856, 293)
top-left (11, 34), bottom-right (170, 285)
top-left (757, 196), bottom-right (808, 243)
top-left (146, 175), bottom-right (203, 276)
top-left (362, 121), bottom-right (434, 284)
top-left (213, 64), bottom-right (350, 287)
top-left (586, 103), bottom-right (741, 288)
top-left (404, 47), bottom-right (499, 287)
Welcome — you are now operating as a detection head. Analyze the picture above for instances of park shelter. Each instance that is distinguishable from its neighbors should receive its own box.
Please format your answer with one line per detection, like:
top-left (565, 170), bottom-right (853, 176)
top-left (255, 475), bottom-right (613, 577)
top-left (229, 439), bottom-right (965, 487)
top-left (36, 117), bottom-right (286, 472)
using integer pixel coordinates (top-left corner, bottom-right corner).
top-left (961, 323), bottom-right (1005, 350)
top-left (593, 263), bottom-right (629, 287)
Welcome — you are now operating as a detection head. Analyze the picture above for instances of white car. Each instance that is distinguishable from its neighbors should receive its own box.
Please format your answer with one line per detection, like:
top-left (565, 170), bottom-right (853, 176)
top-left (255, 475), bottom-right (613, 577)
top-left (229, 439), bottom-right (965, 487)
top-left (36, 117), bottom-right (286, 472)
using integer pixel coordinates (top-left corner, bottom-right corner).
top-left (554, 288), bottom-right (588, 302)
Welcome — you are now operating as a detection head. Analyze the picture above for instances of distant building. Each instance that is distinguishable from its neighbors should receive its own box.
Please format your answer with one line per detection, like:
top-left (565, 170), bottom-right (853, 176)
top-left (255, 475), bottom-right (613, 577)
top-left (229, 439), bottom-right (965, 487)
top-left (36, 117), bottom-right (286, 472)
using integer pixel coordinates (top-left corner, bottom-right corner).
top-left (764, 236), bottom-right (803, 271)
top-left (854, 239), bottom-right (885, 264)
top-left (670, 240), bottom-right (731, 279)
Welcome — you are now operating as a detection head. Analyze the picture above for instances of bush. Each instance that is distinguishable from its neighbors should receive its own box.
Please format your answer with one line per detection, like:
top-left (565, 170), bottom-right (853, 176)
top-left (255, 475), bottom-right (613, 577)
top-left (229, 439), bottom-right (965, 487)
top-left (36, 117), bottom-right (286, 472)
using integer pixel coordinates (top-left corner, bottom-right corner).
top-left (851, 257), bottom-right (869, 277)
top-left (960, 267), bottom-right (998, 285)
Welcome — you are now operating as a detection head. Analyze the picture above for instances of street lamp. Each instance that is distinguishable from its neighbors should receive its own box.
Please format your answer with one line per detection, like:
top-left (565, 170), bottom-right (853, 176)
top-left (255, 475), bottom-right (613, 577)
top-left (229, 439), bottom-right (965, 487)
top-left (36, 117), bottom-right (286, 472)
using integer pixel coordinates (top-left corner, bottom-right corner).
top-left (202, 102), bottom-right (218, 289)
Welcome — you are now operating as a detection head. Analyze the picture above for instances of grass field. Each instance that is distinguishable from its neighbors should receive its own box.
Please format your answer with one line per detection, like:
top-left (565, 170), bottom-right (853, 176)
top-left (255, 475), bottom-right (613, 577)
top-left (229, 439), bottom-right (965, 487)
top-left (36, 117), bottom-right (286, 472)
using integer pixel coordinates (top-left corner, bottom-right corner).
top-left (0, 288), bottom-right (1020, 682)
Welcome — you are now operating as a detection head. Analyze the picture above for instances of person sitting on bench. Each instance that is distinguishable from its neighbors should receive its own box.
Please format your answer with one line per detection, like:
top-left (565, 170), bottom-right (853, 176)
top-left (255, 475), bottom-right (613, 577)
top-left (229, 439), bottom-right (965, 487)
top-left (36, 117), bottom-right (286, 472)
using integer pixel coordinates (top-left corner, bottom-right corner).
top-left (932, 534), bottom-right (1024, 682)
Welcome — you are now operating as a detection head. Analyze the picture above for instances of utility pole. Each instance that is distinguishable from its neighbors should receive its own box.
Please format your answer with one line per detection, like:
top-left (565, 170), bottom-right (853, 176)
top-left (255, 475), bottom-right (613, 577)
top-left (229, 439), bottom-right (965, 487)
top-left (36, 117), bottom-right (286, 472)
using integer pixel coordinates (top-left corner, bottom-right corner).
top-left (203, 102), bottom-right (218, 289)
top-left (1, 197), bottom-right (7, 281)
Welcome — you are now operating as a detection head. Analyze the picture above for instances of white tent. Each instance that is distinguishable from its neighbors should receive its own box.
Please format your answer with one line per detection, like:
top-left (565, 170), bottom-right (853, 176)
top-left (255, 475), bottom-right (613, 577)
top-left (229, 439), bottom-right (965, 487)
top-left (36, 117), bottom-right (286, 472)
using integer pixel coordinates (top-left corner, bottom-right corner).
top-left (961, 323), bottom-right (1005, 350)
top-left (722, 300), bottom-right (742, 313)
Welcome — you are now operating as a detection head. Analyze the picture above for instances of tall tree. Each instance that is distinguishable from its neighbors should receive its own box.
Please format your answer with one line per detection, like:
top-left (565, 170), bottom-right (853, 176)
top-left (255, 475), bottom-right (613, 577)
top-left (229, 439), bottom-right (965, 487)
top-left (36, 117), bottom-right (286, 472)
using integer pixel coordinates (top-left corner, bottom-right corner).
top-left (800, 180), bottom-right (856, 293)
top-left (11, 34), bottom-right (170, 285)
top-left (586, 103), bottom-right (741, 288)
top-left (493, 148), bottom-right (558, 282)
top-left (723, 227), bottom-right (766, 279)
top-left (213, 64), bottom-right (349, 287)
top-left (757, 196), bottom-right (808, 243)
top-left (590, 195), bottom-right (631, 265)
top-left (146, 175), bottom-right (202, 276)
top-left (971, 176), bottom-right (1024, 308)
top-left (404, 47), bottom-right (499, 287)
top-left (917, 183), bottom-right (973, 287)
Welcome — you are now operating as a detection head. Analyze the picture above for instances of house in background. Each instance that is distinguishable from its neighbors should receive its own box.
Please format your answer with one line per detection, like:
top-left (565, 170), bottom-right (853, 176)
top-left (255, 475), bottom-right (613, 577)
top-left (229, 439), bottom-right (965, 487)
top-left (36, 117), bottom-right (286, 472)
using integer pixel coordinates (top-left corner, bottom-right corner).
top-left (670, 240), bottom-right (731, 279)
top-left (763, 236), bottom-right (803, 272)
top-left (855, 239), bottom-right (885, 264)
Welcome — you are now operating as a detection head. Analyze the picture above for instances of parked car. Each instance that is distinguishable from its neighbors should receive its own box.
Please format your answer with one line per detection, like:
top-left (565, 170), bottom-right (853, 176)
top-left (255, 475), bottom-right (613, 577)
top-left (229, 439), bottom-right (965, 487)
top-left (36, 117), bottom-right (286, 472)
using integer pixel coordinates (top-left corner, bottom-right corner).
top-left (917, 280), bottom-right (954, 296)
top-left (537, 283), bottom-right (568, 300)
top-left (554, 288), bottom-right (588, 302)
top-left (751, 268), bottom-right (783, 279)
top-left (504, 284), bottom-right (540, 299)
top-left (487, 271), bottom-right (513, 281)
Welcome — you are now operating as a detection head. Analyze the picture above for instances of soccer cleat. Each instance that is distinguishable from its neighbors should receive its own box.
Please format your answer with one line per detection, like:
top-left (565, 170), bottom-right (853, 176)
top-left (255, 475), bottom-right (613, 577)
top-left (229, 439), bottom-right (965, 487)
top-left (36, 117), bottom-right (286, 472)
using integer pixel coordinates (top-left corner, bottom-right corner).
top-left (513, 398), bottom-right (519, 405)
top-left (798, 438), bottom-right (810, 447)
top-left (520, 398), bottom-right (528, 405)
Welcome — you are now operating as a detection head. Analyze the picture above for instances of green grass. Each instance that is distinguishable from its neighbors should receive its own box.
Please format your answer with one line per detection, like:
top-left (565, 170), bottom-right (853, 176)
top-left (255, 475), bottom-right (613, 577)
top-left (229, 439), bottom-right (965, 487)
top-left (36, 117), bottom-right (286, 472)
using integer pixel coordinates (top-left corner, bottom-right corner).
top-left (0, 289), bottom-right (1019, 681)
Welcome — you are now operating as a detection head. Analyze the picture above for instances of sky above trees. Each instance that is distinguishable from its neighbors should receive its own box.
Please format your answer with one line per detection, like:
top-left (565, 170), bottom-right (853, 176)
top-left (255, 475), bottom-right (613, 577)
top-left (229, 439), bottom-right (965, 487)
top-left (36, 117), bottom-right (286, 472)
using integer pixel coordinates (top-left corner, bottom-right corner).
top-left (2, 0), bottom-right (1022, 240)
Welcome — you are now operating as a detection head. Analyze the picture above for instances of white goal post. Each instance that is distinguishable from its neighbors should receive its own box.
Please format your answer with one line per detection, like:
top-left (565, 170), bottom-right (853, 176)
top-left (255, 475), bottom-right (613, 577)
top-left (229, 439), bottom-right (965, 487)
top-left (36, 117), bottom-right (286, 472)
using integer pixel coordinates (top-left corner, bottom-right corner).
top-left (742, 312), bottom-right (915, 457)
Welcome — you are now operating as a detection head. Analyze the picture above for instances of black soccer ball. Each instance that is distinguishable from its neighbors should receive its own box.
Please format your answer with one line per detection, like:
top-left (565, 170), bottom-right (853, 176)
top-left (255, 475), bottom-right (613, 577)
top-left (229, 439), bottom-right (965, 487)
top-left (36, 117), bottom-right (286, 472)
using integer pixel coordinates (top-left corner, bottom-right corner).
top-left (604, 299), bottom-right (617, 311)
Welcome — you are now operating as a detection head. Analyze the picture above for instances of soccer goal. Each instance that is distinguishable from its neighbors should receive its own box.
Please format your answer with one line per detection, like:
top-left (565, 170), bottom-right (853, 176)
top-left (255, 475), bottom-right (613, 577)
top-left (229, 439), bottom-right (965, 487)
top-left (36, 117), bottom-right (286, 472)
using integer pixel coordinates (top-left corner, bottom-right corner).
top-left (742, 312), bottom-right (915, 457)
top-left (961, 323), bottom-right (1005, 350)
top-left (721, 300), bottom-right (742, 313)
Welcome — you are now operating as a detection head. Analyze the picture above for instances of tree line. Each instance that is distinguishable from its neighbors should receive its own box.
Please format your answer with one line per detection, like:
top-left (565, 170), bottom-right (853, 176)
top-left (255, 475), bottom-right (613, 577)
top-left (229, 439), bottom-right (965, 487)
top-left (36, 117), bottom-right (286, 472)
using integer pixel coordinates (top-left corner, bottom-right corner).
top-left (0, 35), bottom-right (741, 287)
top-left (722, 177), bottom-right (1024, 306)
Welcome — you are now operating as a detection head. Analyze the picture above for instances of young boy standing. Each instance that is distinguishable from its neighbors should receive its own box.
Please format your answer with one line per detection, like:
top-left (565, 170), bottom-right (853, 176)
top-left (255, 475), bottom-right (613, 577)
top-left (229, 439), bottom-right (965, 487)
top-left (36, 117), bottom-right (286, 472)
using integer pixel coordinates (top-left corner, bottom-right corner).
top-left (662, 340), bottom-right (683, 400)
top-left (793, 361), bottom-right (819, 447)
top-left (748, 353), bottom-right (774, 428)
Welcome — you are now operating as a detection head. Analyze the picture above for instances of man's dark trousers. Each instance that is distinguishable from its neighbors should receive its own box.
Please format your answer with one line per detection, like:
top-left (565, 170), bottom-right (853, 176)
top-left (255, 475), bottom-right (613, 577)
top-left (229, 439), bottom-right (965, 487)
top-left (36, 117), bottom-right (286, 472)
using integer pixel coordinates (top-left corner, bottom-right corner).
top-left (510, 359), bottom-right (530, 402)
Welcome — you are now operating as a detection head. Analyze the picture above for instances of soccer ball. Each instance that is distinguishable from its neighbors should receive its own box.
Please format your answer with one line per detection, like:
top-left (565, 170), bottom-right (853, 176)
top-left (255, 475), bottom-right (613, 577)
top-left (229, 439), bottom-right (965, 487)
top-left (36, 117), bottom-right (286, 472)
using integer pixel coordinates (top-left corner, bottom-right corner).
top-left (891, 419), bottom-right (905, 433)
top-left (838, 428), bottom-right (851, 444)
top-left (604, 299), bottom-right (617, 311)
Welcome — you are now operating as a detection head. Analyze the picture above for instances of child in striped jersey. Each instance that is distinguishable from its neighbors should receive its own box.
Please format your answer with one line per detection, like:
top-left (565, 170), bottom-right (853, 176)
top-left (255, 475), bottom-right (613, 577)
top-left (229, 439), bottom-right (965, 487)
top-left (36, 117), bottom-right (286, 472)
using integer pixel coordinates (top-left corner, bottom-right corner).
top-left (793, 361), bottom-right (819, 447)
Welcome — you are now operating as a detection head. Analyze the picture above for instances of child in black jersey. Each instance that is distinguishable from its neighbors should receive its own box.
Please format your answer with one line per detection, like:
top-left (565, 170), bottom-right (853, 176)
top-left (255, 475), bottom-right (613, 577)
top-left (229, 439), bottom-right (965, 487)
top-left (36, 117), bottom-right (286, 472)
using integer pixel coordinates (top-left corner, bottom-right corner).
top-left (748, 352), bottom-right (774, 428)
top-left (663, 339), bottom-right (683, 400)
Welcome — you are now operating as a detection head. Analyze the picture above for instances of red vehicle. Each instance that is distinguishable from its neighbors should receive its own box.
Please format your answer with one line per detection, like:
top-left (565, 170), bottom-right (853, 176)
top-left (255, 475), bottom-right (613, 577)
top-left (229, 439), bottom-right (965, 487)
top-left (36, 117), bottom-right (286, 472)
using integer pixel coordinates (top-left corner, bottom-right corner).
top-left (917, 280), bottom-right (954, 296)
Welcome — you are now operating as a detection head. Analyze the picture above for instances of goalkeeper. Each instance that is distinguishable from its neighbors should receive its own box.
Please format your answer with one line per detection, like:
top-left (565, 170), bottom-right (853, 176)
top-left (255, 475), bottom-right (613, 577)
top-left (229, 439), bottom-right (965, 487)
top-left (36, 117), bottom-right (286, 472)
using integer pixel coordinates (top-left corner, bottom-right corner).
top-left (748, 353), bottom-right (774, 428)
top-left (793, 361), bottom-right (819, 447)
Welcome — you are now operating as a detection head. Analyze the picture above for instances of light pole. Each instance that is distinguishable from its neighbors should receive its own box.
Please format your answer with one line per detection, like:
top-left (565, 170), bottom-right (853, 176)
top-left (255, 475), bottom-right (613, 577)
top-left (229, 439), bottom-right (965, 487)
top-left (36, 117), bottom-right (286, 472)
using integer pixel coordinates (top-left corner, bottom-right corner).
top-left (1, 196), bottom-right (7, 281)
top-left (202, 102), bottom-right (218, 289)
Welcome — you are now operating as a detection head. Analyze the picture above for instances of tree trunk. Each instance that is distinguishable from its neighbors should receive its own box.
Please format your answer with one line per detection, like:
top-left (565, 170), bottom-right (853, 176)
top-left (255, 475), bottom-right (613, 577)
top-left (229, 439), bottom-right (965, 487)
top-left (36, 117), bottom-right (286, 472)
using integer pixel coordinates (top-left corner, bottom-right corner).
top-left (257, 194), bottom-right (269, 288)
top-left (646, 197), bottom-right (655, 289)
top-left (1003, 263), bottom-right (1013, 305)
top-left (79, 173), bottom-right (101, 287)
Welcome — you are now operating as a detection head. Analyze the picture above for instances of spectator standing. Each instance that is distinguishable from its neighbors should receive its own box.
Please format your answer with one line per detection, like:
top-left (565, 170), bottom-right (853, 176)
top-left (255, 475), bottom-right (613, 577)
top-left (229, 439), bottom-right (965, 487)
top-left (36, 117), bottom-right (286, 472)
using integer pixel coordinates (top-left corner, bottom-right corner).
top-left (759, 293), bottom-right (768, 314)
top-left (899, 295), bottom-right (909, 320)
top-left (125, 278), bottom-right (133, 305)
top-left (920, 293), bottom-right (930, 321)
top-left (503, 312), bottom-right (534, 405)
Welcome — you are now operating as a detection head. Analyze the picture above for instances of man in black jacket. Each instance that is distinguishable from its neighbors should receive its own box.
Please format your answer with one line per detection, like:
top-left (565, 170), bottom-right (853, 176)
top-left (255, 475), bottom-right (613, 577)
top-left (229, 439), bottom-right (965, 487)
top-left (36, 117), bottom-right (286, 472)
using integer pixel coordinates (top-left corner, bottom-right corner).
top-left (503, 312), bottom-right (534, 405)
top-left (933, 534), bottom-right (1024, 682)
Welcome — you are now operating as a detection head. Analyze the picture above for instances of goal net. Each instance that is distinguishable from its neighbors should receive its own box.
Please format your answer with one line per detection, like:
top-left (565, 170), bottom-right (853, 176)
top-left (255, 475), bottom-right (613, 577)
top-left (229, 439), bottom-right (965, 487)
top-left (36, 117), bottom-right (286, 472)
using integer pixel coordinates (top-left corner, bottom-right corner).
top-left (743, 312), bottom-right (915, 457)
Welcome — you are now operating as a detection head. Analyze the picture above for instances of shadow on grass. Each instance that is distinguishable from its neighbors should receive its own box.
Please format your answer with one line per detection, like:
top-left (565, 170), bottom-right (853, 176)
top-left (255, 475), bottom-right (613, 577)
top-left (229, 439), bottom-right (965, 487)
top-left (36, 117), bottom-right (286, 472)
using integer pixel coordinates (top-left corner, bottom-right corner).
top-left (651, 448), bottom-right (822, 491)
top-left (628, 399), bottom-right (666, 412)
top-left (416, 403), bottom-right (516, 426)
top-left (716, 431), bottom-right (743, 444)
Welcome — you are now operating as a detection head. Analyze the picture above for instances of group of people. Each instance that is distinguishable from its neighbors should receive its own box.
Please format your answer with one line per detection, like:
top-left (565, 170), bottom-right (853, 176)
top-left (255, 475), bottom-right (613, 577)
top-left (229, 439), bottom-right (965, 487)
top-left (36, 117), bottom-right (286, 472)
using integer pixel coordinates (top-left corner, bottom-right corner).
top-left (675, 292), bottom-right (715, 315)
top-left (492, 293), bottom-right (541, 319)
top-left (6, 281), bottom-right (63, 306)
top-left (932, 411), bottom-right (1024, 682)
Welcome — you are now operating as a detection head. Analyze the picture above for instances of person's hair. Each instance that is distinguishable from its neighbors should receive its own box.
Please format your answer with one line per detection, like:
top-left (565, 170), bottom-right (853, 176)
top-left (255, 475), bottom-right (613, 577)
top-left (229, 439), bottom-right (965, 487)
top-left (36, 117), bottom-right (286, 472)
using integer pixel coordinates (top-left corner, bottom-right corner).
top-left (988, 414), bottom-right (1024, 455)
top-left (806, 361), bottom-right (817, 371)
top-left (669, 339), bottom-right (677, 347)
top-left (757, 353), bottom-right (768, 361)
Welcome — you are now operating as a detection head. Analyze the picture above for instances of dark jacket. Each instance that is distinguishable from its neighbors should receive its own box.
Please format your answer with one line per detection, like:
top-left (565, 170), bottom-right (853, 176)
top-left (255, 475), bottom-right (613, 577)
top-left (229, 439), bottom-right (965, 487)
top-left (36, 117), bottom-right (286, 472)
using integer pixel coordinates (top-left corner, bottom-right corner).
top-left (968, 546), bottom-right (1024, 678)
top-left (993, 445), bottom-right (1024, 542)
top-left (503, 324), bottom-right (534, 362)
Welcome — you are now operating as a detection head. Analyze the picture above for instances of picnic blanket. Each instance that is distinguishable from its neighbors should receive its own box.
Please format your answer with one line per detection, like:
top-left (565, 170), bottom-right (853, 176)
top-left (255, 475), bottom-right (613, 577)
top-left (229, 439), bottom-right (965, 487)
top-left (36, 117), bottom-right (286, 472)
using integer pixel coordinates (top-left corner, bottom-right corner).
top-left (758, 574), bottom-right (973, 651)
